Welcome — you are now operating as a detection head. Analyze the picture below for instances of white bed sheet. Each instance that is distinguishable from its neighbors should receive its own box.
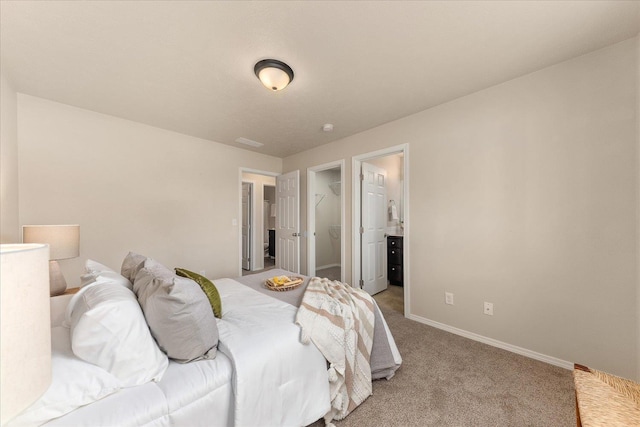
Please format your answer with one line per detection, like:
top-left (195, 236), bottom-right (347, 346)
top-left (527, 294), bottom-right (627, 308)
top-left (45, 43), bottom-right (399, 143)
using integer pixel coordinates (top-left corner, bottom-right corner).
top-left (43, 336), bottom-right (234, 427)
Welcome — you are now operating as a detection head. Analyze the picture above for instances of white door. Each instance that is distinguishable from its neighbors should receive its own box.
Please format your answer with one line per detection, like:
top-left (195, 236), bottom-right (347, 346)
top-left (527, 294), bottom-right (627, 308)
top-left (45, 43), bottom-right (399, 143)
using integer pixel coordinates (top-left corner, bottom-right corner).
top-left (241, 182), bottom-right (252, 270)
top-left (276, 170), bottom-right (300, 273)
top-left (361, 163), bottom-right (387, 295)
top-left (307, 171), bottom-right (317, 276)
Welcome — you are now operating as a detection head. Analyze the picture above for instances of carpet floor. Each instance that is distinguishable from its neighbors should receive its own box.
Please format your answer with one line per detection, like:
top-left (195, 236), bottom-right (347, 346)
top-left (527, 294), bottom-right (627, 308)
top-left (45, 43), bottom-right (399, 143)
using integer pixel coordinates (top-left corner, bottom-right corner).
top-left (311, 286), bottom-right (575, 426)
top-left (316, 266), bottom-right (342, 281)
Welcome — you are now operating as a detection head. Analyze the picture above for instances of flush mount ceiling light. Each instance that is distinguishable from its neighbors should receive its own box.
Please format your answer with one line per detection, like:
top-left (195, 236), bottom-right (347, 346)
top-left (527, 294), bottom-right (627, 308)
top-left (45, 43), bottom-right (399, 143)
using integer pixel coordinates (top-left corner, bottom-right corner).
top-left (254, 59), bottom-right (294, 91)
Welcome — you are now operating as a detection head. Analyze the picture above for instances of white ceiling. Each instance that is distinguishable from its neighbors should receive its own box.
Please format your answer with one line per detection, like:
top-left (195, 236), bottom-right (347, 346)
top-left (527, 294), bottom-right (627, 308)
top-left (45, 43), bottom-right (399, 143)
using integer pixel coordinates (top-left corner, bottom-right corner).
top-left (1, 1), bottom-right (638, 158)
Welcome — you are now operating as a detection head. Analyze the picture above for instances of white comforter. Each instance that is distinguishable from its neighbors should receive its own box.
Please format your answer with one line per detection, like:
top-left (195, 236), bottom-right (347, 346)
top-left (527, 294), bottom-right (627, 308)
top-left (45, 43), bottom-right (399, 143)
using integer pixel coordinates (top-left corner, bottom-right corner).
top-left (215, 278), bottom-right (331, 427)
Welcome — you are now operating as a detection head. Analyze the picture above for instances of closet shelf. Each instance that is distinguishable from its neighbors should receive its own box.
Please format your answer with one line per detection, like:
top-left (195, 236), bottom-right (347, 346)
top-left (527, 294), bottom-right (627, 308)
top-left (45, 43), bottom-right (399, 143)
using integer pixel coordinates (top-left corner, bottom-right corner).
top-left (329, 181), bottom-right (341, 196)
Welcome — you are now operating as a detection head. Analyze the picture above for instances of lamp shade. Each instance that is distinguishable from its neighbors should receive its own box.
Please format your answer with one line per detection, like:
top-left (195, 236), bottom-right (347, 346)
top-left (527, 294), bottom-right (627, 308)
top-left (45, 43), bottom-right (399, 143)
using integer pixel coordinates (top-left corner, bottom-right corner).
top-left (0, 244), bottom-right (52, 424)
top-left (22, 225), bottom-right (80, 260)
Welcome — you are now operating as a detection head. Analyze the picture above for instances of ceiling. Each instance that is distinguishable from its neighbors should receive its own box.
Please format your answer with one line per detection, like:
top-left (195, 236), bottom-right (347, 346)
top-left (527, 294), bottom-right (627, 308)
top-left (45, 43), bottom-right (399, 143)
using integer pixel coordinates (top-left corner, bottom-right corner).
top-left (1, 1), bottom-right (638, 158)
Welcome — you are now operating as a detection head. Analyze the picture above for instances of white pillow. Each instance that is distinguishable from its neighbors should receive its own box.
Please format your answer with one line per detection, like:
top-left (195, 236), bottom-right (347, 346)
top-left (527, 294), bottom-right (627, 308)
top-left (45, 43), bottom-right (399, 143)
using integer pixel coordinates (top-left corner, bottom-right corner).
top-left (7, 327), bottom-right (121, 426)
top-left (80, 259), bottom-right (132, 289)
top-left (67, 281), bottom-right (169, 387)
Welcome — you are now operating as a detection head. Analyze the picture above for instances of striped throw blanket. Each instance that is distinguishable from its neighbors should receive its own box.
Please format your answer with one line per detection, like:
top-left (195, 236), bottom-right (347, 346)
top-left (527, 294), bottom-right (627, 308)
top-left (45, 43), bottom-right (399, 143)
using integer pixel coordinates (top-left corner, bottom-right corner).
top-left (295, 277), bottom-right (375, 425)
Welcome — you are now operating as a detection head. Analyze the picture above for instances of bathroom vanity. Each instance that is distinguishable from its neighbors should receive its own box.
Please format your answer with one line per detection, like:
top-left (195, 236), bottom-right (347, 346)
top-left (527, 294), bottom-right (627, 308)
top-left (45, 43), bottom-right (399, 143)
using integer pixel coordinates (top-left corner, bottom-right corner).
top-left (387, 235), bottom-right (403, 286)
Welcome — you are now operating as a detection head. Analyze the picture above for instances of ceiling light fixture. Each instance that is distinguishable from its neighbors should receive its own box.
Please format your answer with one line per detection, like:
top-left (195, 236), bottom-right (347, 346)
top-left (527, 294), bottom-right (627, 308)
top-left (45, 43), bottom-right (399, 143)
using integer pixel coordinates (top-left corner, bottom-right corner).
top-left (254, 59), bottom-right (294, 91)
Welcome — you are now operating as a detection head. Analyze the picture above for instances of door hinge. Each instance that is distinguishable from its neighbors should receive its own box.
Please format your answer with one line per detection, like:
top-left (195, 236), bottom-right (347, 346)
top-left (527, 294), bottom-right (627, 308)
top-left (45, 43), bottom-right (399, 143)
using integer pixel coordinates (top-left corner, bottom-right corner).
top-left (359, 279), bottom-right (364, 289)
top-left (359, 173), bottom-right (364, 181)
top-left (359, 226), bottom-right (364, 234)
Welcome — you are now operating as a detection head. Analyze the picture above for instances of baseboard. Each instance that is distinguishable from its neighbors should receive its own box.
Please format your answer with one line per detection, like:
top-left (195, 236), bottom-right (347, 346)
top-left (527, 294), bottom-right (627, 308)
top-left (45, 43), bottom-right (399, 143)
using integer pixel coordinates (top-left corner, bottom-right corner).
top-left (316, 263), bottom-right (340, 270)
top-left (406, 313), bottom-right (573, 371)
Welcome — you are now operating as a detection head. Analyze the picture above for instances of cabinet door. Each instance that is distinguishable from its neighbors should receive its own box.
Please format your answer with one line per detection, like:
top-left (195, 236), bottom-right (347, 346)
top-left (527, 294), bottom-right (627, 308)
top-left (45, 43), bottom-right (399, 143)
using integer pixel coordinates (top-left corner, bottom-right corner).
top-left (388, 247), bottom-right (402, 264)
top-left (388, 263), bottom-right (403, 285)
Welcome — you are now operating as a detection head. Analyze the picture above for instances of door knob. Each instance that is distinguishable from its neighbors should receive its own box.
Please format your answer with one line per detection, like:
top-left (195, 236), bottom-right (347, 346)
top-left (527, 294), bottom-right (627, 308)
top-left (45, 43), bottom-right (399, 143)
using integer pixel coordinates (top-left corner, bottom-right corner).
top-left (292, 232), bottom-right (300, 237)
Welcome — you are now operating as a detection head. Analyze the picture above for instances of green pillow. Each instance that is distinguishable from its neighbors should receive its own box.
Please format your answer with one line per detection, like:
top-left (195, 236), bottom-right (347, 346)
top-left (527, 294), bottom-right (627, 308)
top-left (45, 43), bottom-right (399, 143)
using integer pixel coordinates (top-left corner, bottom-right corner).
top-left (175, 268), bottom-right (222, 318)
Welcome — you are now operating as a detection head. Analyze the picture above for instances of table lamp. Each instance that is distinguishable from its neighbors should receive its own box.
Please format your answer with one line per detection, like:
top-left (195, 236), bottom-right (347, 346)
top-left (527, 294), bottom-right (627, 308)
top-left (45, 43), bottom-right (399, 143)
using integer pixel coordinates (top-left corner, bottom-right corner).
top-left (0, 243), bottom-right (52, 424)
top-left (22, 224), bottom-right (80, 296)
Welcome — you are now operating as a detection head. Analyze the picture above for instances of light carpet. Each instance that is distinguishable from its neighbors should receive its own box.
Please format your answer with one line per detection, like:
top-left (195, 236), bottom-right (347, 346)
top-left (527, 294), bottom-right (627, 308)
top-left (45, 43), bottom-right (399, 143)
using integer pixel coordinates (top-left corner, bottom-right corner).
top-left (310, 285), bottom-right (575, 426)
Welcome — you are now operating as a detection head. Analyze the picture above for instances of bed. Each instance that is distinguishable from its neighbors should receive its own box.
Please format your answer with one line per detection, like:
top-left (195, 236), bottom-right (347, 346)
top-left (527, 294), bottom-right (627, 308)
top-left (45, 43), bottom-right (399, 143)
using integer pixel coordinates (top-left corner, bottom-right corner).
top-left (8, 257), bottom-right (401, 427)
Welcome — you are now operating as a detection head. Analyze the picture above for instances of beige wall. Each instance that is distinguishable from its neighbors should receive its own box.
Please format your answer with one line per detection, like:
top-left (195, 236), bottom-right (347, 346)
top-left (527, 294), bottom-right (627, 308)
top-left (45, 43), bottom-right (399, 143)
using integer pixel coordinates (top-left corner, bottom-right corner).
top-left (18, 95), bottom-right (282, 284)
top-left (242, 172), bottom-right (276, 271)
top-left (0, 73), bottom-right (20, 243)
top-left (285, 37), bottom-right (639, 379)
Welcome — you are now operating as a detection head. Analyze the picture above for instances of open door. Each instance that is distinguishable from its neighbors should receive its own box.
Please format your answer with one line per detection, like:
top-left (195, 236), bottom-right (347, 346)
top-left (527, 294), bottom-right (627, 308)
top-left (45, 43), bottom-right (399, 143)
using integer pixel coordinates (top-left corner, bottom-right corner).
top-left (276, 170), bottom-right (300, 273)
top-left (241, 182), bottom-right (252, 270)
top-left (361, 162), bottom-right (387, 295)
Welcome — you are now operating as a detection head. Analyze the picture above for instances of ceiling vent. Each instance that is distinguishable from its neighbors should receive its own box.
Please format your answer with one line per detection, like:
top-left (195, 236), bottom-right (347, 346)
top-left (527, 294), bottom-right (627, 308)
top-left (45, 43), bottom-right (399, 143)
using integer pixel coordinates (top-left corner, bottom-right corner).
top-left (235, 137), bottom-right (264, 148)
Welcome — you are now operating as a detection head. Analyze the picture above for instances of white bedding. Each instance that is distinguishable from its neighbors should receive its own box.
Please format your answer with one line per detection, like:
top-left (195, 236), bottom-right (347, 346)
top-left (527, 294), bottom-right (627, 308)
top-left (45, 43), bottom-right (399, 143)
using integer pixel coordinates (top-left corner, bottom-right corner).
top-left (42, 335), bottom-right (234, 427)
top-left (23, 277), bottom-right (329, 427)
top-left (215, 278), bottom-right (330, 427)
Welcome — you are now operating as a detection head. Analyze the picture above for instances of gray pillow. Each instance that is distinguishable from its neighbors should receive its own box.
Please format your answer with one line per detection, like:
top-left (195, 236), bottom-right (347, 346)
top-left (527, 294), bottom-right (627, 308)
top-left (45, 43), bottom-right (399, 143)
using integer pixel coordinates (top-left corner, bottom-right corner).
top-left (175, 268), bottom-right (222, 318)
top-left (121, 251), bottom-right (148, 283)
top-left (133, 259), bottom-right (218, 362)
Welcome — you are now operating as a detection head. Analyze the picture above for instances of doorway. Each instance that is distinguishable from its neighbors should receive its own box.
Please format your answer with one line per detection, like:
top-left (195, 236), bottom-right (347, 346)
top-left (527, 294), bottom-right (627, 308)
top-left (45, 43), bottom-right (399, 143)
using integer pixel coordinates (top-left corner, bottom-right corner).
top-left (264, 185), bottom-right (276, 271)
top-left (307, 160), bottom-right (345, 282)
top-left (240, 170), bottom-right (277, 275)
top-left (353, 144), bottom-right (409, 315)
top-left (241, 182), bottom-right (252, 271)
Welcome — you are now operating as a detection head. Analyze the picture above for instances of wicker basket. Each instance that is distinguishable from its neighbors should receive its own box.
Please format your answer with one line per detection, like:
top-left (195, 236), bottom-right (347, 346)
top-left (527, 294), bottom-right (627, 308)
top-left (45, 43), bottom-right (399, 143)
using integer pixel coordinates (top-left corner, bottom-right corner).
top-left (265, 277), bottom-right (303, 292)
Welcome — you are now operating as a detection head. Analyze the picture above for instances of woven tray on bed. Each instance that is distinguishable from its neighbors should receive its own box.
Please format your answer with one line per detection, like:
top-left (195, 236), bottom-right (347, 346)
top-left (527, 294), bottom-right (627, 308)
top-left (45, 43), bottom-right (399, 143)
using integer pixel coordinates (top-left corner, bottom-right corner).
top-left (265, 277), bottom-right (304, 292)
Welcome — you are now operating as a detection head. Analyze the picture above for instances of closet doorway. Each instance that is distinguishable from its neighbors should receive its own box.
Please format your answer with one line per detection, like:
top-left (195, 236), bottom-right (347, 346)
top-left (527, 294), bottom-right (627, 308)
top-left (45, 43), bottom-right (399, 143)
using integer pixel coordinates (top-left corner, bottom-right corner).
top-left (307, 160), bottom-right (345, 282)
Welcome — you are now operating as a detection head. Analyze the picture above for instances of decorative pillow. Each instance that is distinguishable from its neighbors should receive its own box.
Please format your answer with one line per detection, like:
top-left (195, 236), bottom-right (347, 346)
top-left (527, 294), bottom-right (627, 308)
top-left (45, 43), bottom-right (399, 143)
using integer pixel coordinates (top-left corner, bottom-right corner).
top-left (132, 258), bottom-right (174, 302)
top-left (120, 251), bottom-right (147, 283)
top-left (80, 259), bottom-right (132, 289)
top-left (134, 259), bottom-right (218, 362)
top-left (7, 327), bottom-right (121, 426)
top-left (67, 281), bottom-right (168, 387)
top-left (175, 268), bottom-right (222, 318)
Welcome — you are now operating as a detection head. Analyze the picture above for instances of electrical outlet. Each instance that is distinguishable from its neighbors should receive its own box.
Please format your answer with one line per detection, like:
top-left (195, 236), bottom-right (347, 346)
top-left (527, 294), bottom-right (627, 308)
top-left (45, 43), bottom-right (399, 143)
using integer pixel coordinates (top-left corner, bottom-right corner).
top-left (445, 292), bottom-right (454, 305)
top-left (484, 302), bottom-right (494, 316)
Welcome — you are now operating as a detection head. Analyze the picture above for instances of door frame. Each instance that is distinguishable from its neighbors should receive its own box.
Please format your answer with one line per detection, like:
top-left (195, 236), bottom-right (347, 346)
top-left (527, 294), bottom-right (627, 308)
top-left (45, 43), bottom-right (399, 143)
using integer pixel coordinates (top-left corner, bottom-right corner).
top-left (352, 143), bottom-right (410, 315)
top-left (307, 159), bottom-right (346, 282)
top-left (241, 181), bottom-right (253, 271)
top-left (238, 168), bottom-right (279, 277)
